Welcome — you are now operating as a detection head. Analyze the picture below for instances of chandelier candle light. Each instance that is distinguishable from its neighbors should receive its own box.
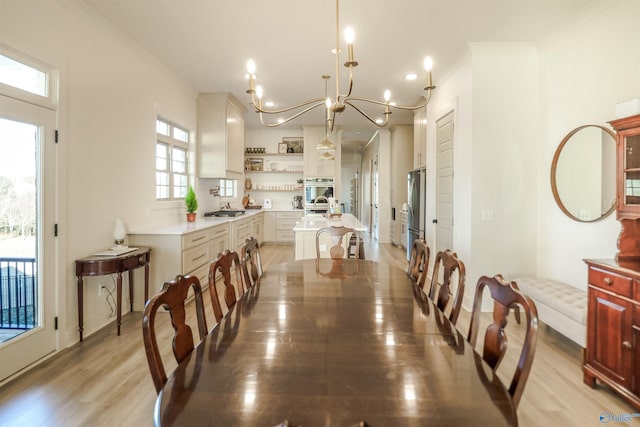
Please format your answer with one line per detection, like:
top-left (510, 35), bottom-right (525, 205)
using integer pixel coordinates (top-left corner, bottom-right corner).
top-left (244, 0), bottom-right (436, 129)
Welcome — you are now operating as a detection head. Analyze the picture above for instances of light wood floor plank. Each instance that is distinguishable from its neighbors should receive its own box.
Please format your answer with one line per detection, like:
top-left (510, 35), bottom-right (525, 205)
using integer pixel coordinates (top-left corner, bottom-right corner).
top-left (0, 240), bottom-right (636, 426)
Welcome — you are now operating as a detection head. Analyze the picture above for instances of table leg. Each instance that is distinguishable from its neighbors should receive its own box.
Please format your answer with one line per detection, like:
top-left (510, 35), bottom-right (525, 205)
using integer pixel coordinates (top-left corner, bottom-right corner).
top-left (144, 262), bottom-right (149, 303)
top-left (116, 272), bottom-right (123, 336)
top-left (129, 269), bottom-right (134, 312)
top-left (77, 276), bottom-right (84, 342)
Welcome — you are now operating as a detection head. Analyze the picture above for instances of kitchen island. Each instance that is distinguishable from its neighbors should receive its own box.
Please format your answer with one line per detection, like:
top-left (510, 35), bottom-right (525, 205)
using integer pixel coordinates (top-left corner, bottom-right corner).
top-left (293, 213), bottom-right (366, 260)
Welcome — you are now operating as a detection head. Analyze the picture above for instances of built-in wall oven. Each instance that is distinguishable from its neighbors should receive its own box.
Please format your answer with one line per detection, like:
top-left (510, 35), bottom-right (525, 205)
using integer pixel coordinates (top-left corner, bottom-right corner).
top-left (304, 177), bottom-right (335, 214)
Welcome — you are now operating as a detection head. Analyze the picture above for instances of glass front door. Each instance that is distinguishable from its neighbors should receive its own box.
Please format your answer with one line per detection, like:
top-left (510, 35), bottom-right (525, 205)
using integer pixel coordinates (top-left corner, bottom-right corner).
top-left (0, 95), bottom-right (56, 382)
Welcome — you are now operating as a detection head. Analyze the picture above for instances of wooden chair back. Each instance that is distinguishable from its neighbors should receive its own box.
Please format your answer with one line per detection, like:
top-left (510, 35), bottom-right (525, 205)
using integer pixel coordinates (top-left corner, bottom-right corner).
top-left (142, 274), bottom-right (208, 394)
top-left (428, 249), bottom-right (466, 325)
top-left (467, 274), bottom-right (539, 408)
top-left (240, 237), bottom-right (263, 291)
top-left (208, 250), bottom-right (243, 323)
top-left (407, 238), bottom-right (430, 289)
top-left (315, 226), bottom-right (360, 260)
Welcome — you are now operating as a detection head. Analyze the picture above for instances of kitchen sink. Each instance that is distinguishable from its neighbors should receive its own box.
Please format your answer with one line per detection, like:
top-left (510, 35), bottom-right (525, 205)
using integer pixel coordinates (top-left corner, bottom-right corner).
top-left (204, 210), bottom-right (245, 217)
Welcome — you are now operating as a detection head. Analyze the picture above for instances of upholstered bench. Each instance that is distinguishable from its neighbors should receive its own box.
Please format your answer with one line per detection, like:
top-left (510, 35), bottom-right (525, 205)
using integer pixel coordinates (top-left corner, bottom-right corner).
top-left (513, 277), bottom-right (587, 347)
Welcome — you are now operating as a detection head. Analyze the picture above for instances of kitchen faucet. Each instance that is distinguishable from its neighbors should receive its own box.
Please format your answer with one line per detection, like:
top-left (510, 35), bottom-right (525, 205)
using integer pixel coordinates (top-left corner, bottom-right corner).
top-left (313, 196), bottom-right (328, 207)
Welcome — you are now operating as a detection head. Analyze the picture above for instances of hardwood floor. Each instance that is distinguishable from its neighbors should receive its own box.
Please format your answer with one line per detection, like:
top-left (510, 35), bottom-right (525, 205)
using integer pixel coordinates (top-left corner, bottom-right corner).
top-left (0, 239), bottom-right (636, 426)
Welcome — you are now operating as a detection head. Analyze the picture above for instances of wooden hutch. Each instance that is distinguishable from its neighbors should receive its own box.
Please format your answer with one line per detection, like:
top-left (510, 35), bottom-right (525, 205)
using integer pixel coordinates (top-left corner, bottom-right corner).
top-left (583, 113), bottom-right (640, 409)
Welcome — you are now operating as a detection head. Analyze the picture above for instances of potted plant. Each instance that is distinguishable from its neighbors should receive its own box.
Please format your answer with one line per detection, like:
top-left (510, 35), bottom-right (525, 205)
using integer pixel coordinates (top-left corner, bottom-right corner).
top-left (185, 185), bottom-right (198, 222)
top-left (296, 178), bottom-right (304, 189)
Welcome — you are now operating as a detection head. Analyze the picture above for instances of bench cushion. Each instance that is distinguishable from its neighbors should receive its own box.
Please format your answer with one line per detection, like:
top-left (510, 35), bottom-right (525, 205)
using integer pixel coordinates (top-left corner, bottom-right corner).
top-left (514, 277), bottom-right (587, 326)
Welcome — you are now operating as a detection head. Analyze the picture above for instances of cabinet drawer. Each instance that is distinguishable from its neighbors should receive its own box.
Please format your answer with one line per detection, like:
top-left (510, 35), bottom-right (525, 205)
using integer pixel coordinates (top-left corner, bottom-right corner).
top-left (588, 267), bottom-right (633, 298)
top-left (277, 219), bottom-right (299, 230)
top-left (182, 230), bottom-right (209, 250)
top-left (277, 212), bottom-right (303, 220)
top-left (189, 262), bottom-right (210, 287)
top-left (209, 224), bottom-right (229, 239)
top-left (276, 230), bottom-right (295, 242)
top-left (182, 243), bottom-right (210, 273)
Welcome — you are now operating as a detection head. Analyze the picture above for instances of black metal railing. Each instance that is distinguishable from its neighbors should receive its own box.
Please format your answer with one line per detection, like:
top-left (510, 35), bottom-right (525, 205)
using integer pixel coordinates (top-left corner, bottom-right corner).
top-left (0, 257), bottom-right (37, 329)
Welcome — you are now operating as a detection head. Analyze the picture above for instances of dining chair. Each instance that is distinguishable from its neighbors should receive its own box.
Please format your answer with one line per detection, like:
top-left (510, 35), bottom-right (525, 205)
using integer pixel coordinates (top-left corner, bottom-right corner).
top-left (407, 238), bottom-right (430, 289)
top-left (240, 236), bottom-right (263, 291)
top-left (208, 249), bottom-right (244, 323)
top-left (142, 274), bottom-right (208, 394)
top-left (315, 226), bottom-right (360, 260)
top-left (427, 249), bottom-right (466, 325)
top-left (467, 274), bottom-right (539, 408)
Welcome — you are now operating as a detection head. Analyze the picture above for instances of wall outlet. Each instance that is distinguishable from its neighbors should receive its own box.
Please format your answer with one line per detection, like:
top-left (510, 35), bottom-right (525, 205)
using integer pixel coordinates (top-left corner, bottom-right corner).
top-left (98, 283), bottom-right (105, 296)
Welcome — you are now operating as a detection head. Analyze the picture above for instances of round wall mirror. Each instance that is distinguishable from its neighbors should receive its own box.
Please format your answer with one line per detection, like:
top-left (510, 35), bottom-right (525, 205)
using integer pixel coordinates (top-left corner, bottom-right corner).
top-left (551, 125), bottom-right (616, 222)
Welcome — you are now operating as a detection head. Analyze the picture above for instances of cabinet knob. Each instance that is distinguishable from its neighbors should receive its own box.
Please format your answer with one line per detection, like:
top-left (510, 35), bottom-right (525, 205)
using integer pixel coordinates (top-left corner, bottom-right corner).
top-left (604, 278), bottom-right (613, 286)
top-left (622, 340), bottom-right (633, 350)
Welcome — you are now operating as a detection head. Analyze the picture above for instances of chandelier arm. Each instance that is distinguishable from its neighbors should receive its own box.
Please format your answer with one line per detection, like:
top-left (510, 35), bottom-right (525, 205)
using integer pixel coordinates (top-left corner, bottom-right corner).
top-left (257, 101), bottom-right (326, 127)
top-left (250, 97), bottom-right (327, 115)
top-left (345, 89), bottom-right (434, 111)
top-left (338, 65), bottom-right (355, 101)
top-left (343, 100), bottom-right (390, 127)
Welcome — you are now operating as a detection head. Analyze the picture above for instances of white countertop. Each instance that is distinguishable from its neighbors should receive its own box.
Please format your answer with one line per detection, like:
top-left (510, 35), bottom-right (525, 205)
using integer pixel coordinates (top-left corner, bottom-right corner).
top-left (293, 213), bottom-right (366, 232)
top-left (128, 209), bottom-right (265, 236)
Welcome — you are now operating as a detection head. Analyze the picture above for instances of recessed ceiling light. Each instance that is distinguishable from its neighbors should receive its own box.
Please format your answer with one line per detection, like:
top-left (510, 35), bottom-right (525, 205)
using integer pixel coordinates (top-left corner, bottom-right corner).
top-left (277, 118), bottom-right (285, 124)
top-left (375, 118), bottom-right (384, 124)
top-left (265, 101), bottom-right (274, 107)
top-left (404, 73), bottom-right (418, 81)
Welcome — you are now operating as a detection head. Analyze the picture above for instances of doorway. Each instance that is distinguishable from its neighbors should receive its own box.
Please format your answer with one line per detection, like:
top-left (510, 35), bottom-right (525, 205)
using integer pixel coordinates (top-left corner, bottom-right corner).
top-left (435, 111), bottom-right (454, 253)
top-left (0, 95), bottom-right (57, 382)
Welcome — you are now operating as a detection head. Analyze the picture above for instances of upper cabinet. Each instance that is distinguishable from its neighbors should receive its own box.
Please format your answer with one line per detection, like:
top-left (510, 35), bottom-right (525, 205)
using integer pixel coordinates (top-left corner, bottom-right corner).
top-left (610, 114), bottom-right (640, 260)
top-left (413, 107), bottom-right (427, 168)
top-left (197, 93), bottom-right (247, 179)
top-left (611, 114), bottom-right (640, 219)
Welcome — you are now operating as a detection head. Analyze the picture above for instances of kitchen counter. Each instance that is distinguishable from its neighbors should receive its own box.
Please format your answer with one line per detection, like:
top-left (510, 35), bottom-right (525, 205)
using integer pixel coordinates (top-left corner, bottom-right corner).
top-left (293, 213), bottom-right (366, 260)
top-left (293, 213), bottom-right (366, 232)
top-left (128, 209), bottom-right (264, 236)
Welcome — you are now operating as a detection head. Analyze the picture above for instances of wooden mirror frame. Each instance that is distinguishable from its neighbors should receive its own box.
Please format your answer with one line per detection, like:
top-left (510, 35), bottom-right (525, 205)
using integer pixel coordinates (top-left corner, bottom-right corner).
top-left (550, 124), bottom-right (617, 223)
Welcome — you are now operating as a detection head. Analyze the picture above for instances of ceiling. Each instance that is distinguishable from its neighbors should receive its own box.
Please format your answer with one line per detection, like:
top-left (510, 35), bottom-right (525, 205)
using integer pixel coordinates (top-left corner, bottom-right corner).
top-left (84, 0), bottom-right (592, 149)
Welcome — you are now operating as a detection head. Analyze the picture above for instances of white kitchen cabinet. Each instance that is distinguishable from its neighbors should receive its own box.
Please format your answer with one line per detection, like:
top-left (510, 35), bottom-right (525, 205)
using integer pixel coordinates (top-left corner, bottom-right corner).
top-left (251, 212), bottom-right (264, 244)
top-left (413, 107), bottom-right (427, 168)
top-left (263, 211), bottom-right (301, 243)
top-left (263, 212), bottom-right (276, 242)
top-left (399, 211), bottom-right (408, 249)
top-left (231, 215), bottom-right (253, 250)
top-left (197, 93), bottom-right (246, 179)
top-left (209, 224), bottom-right (230, 260)
top-left (129, 223), bottom-right (230, 293)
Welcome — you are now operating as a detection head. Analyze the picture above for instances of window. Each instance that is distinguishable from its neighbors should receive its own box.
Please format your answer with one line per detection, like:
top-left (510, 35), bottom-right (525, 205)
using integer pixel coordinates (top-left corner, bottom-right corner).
top-left (156, 118), bottom-right (190, 200)
top-left (219, 178), bottom-right (236, 197)
top-left (0, 54), bottom-right (47, 97)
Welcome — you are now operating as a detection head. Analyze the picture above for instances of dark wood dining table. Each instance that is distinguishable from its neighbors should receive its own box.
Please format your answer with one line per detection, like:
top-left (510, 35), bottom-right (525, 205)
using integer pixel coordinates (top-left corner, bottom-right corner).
top-left (155, 259), bottom-right (517, 426)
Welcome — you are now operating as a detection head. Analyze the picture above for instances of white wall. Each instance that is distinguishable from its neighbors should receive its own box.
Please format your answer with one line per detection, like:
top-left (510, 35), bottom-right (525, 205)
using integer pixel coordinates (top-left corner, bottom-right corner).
top-left (537, 0), bottom-right (640, 289)
top-left (2, 0), bottom-right (198, 346)
top-left (425, 0), bottom-right (640, 307)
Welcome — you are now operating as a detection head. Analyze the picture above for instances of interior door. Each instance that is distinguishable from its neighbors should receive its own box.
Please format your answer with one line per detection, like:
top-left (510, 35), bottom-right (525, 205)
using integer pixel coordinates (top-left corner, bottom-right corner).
top-left (0, 95), bottom-right (57, 382)
top-left (435, 111), bottom-right (454, 253)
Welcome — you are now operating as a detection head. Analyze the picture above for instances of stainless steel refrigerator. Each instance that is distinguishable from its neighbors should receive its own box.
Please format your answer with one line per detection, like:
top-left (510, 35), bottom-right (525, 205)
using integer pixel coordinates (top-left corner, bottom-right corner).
top-left (407, 168), bottom-right (426, 260)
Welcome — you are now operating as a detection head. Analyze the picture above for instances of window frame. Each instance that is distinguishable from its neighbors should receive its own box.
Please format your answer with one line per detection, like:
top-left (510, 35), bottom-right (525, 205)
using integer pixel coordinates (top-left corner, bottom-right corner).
top-left (156, 118), bottom-right (190, 201)
top-left (0, 43), bottom-right (57, 110)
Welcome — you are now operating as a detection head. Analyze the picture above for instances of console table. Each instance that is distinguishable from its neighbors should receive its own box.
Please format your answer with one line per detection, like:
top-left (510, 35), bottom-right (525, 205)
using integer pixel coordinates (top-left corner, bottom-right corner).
top-left (75, 247), bottom-right (151, 341)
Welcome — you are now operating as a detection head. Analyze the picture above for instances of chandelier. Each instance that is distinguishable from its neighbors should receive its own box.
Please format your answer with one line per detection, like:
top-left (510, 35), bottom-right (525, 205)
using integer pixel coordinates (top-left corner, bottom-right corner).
top-left (244, 0), bottom-right (436, 131)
